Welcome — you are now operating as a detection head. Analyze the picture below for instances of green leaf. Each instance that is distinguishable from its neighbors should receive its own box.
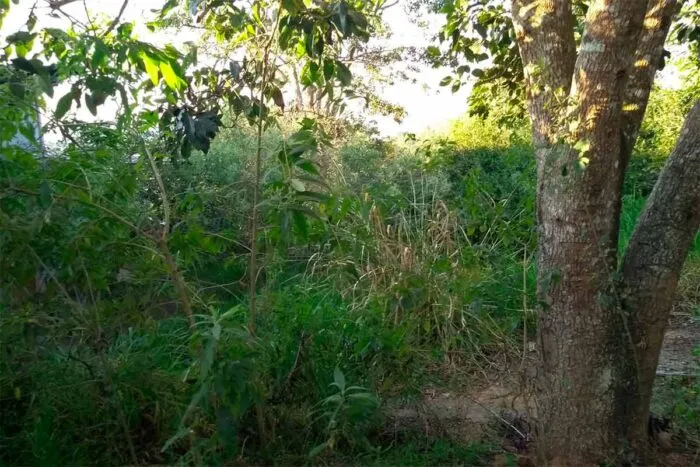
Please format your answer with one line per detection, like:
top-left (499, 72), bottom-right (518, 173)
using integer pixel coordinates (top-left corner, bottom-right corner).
top-left (304, 29), bottom-right (315, 57)
top-left (139, 52), bottom-right (160, 85)
top-left (86, 76), bottom-right (116, 95)
top-left (161, 427), bottom-right (190, 453)
top-left (333, 366), bottom-right (345, 392)
top-left (292, 210), bottom-right (309, 239)
top-left (10, 57), bottom-right (35, 74)
top-left (158, 0), bottom-right (179, 18)
top-left (270, 86), bottom-right (284, 109)
top-left (8, 82), bottom-right (24, 99)
top-left (39, 181), bottom-right (52, 208)
top-left (91, 39), bottom-right (108, 68)
top-left (290, 178), bottom-right (306, 192)
top-left (200, 338), bottom-right (216, 381)
top-left (281, 0), bottom-right (304, 14)
top-left (426, 45), bottom-right (440, 58)
top-left (159, 61), bottom-right (184, 90)
top-left (323, 59), bottom-right (335, 81)
top-left (309, 441), bottom-right (330, 458)
top-left (7, 31), bottom-right (36, 58)
top-left (296, 159), bottom-right (319, 175)
top-left (336, 1), bottom-right (349, 36)
top-left (85, 93), bottom-right (97, 116)
top-left (55, 90), bottom-right (75, 119)
top-left (301, 61), bottom-right (320, 86)
top-left (335, 61), bottom-right (351, 86)
top-left (439, 76), bottom-right (452, 86)
top-left (221, 305), bottom-right (242, 320)
top-left (14, 42), bottom-right (29, 58)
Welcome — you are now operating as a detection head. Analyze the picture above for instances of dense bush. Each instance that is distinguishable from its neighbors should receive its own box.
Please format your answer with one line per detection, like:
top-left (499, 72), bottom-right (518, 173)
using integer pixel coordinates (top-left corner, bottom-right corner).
top-left (2, 91), bottom-right (699, 465)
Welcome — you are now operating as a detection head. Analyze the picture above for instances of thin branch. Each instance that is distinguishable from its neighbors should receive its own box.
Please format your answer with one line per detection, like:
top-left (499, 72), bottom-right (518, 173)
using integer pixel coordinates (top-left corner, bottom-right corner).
top-left (82, 0), bottom-right (97, 32)
top-left (103, 0), bottom-right (129, 36)
top-left (248, 7), bottom-right (283, 335)
top-left (143, 144), bottom-right (195, 328)
top-left (47, 0), bottom-right (81, 8)
top-left (4, 185), bottom-right (142, 234)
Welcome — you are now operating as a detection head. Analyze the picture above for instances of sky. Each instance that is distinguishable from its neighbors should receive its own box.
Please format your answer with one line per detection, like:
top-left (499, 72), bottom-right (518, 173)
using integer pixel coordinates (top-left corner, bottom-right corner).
top-left (1, 0), bottom-right (471, 137)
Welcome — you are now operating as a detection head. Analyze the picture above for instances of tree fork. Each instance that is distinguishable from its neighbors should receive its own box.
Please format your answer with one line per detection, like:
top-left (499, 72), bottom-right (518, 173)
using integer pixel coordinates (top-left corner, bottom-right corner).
top-left (510, 0), bottom-right (697, 463)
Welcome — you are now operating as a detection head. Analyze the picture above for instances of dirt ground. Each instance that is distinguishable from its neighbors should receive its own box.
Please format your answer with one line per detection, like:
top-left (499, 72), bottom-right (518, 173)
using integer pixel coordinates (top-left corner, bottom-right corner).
top-left (385, 312), bottom-right (699, 465)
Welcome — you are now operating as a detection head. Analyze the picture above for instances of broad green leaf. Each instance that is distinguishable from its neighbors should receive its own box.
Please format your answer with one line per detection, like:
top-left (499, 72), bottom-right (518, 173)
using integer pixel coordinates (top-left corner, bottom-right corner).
top-left (296, 159), bottom-right (319, 175)
top-left (10, 57), bottom-right (35, 74)
top-left (323, 59), bottom-right (335, 80)
top-left (335, 61), bottom-right (351, 86)
top-left (290, 178), bottom-right (306, 192)
top-left (270, 87), bottom-right (284, 109)
top-left (55, 90), bottom-right (75, 119)
top-left (91, 39), bottom-right (108, 68)
top-left (301, 61), bottom-right (320, 86)
top-left (159, 61), bottom-right (184, 90)
top-left (292, 210), bottom-right (309, 239)
top-left (139, 52), bottom-right (160, 85)
top-left (85, 93), bottom-right (97, 116)
top-left (14, 42), bottom-right (29, 58)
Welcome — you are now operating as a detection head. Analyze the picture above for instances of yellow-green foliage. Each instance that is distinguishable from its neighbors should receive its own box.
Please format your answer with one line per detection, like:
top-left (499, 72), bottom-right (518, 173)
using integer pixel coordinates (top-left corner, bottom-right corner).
top-left (637, 68), bottom-right (700, 159)
top-left (446, 115), bottom-right (516, 149)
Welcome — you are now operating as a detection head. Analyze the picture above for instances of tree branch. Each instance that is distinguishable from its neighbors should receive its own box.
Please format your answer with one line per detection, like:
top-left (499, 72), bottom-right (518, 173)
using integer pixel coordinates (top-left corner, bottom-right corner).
top-left (143, 145), bottom-right (195, 328)
top-left (47, 0), bottom-right (82, 8)
top-left (569, 0), bottom-right (651, 145)
top-left (103, 0), bottom-right (129, 36)
top-left (622, 100), bottom-right (700, 331)
top-left (511, 0), bottom-right (576, 146)
top-left (618, 100), bottom-right (700, 452)
top-left (620, 0), bottom-right (681, 170)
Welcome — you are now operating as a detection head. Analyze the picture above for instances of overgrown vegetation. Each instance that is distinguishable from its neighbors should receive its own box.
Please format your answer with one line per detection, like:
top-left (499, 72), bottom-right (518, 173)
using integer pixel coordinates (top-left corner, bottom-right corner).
top-left (3, 92), bottom-right (698, 464)
top-left (1, 0), bottom-right (699, 465)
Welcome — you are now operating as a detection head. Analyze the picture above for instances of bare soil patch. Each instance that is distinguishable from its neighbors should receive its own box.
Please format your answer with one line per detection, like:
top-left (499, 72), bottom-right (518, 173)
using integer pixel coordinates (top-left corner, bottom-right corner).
top-left (384, 312), bottom-right (699, 464)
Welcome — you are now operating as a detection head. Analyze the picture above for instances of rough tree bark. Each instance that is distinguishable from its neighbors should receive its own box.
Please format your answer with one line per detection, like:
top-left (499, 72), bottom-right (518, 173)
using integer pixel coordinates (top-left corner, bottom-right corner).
top-left (619, 101), bottom-right (700, 454)
top-left (511, 0), bottom-right (699, 464)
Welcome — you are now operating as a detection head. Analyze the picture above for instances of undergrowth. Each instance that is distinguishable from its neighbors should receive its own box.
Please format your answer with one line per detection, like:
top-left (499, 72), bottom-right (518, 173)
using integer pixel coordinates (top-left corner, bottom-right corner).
top-left (1, 105), bottom-right (699, 465)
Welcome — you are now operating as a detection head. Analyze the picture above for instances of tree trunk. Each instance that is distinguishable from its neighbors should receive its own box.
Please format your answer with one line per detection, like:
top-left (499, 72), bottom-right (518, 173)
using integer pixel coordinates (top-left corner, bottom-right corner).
top-left (618, 101), bottom-right (700, 455)
top-left (528, 1), bottom-right (650, 461)
top-left (511, 0), bottom-right (699, 464)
